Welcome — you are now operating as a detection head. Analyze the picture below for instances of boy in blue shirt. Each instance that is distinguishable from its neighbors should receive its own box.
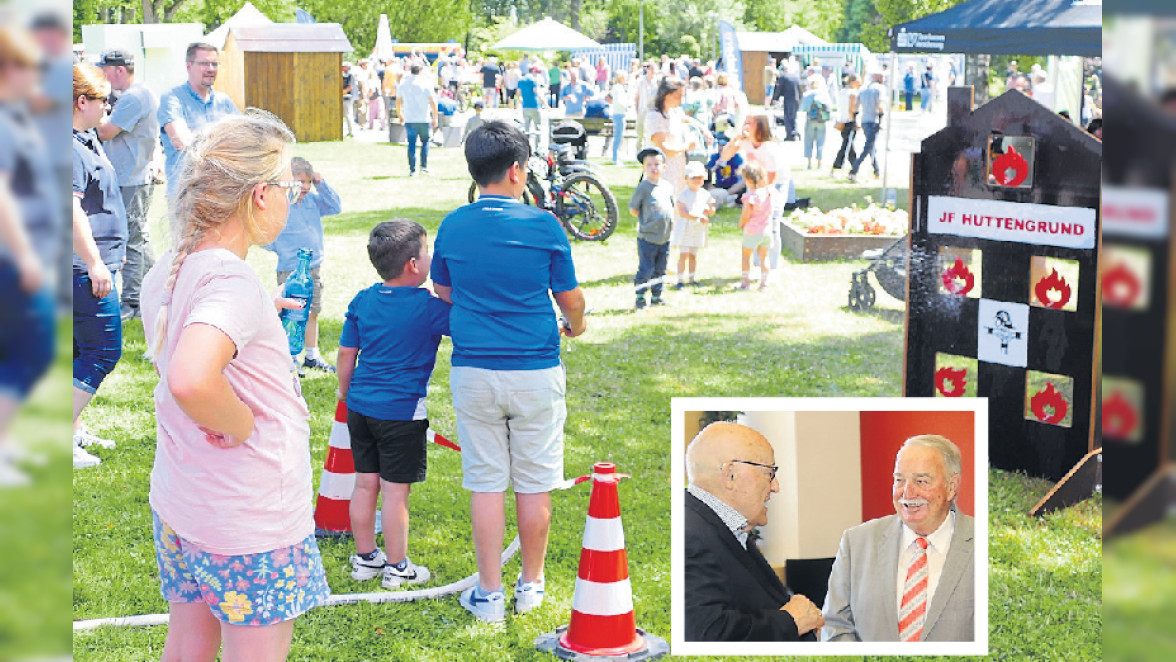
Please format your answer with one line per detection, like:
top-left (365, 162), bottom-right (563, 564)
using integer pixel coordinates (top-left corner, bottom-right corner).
top-left (337, 219), bottom-right (451, 590)
top-left (262, 157), bottom-right (341, 374)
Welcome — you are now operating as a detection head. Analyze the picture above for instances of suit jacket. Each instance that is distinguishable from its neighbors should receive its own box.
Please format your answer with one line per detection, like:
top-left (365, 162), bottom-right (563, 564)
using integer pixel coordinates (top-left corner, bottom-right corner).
top-left (684, 491), bottom-right (817, 642)
top-left (772, 73), bottom-right (802, 109)
top-left (821, 512), bottom-right (975, 642)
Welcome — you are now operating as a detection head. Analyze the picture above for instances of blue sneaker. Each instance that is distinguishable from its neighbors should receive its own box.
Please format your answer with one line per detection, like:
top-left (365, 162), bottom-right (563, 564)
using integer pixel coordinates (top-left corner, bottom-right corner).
top-left (460, 584), bottom-right (505, 622)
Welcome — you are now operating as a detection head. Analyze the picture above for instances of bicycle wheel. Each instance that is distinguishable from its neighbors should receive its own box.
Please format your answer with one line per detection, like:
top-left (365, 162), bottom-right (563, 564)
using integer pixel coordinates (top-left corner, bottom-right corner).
top-left (556, 172), bottom-right (618, 241)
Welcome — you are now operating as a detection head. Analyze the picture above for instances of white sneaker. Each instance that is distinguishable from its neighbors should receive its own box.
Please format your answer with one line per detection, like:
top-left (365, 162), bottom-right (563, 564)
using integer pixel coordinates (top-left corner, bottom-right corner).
top-left (514, 575), bottom-right (545, 614)
top-left (460, 585), bottom-right (506, 622)
top-left (350, 549), bottom-right (388, 581)
top-left (382, 557), bottom-right (431, 589)
top-left (73, 444), bottom-right (102, 469)
top-left (74, 427), bottom-right (116, 449)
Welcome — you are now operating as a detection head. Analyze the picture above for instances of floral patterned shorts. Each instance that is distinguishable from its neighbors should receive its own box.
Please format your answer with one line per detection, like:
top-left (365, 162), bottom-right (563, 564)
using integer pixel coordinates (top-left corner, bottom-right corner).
top-left (151, 510), bottom-right (332, 626)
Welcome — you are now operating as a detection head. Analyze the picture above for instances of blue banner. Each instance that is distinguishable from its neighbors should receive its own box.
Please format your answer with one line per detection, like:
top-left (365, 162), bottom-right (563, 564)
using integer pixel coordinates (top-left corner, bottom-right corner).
top-left (718, 20), bottom-right (742, 92)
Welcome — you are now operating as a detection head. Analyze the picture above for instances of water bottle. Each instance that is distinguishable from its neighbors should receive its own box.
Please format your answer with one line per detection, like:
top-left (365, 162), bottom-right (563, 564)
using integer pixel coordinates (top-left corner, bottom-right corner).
top-left (280, 248), bottom-right (314, 356)
top-left (885, 188), bottom-right (897, 209)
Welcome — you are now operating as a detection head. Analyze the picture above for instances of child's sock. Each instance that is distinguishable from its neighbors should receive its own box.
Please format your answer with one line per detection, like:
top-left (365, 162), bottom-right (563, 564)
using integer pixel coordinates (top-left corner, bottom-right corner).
top-left (475, 583), bottom-right (500, 598)
top-left (688, 271), bottom-right (697, 283)
top-left (741, 271), bottom-right (750, 281)
top-left (305, 347), bottom-right (320, 361)
top-left (358, 549), bottom-right (381, 561)
top-left (391, 558), bottom-right (409, 571)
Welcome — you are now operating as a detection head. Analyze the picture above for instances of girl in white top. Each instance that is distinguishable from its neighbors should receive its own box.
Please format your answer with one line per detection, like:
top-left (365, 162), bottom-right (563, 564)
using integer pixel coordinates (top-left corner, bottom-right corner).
top-left (719, 113), bottom-right (790, 272)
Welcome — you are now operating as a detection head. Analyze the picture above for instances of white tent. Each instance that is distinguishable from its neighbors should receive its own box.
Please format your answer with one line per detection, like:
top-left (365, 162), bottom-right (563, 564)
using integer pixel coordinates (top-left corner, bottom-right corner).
top-left (490, 17), bottom-right (600, 51)
top-left (374, 14), bottom-right (393, 60)
top-left (205, 1), bottom-right (273, 50)
top-left (735, 25), bottom-right (827, 54)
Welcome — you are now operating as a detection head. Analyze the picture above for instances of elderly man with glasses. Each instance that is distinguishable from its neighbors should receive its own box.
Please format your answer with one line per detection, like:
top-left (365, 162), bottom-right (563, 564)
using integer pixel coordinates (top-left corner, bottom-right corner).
top-left (157, 42), bottom-right (238, 204)
top-left (684, 422), bottom-right (824, 641)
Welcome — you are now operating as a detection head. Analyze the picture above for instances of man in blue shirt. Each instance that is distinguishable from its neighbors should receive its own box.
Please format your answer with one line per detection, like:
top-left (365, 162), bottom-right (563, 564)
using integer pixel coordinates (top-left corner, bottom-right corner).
top-left (157, 43), bottom-right (239, 200)
top-left (98, 49), bottom-right (159, 321)
top-left (517, 67), bottom-right (546, 144)
top-left (561, 71), bottom-right (591, 118)
top-left (433, 121), bottom-right (586, 623)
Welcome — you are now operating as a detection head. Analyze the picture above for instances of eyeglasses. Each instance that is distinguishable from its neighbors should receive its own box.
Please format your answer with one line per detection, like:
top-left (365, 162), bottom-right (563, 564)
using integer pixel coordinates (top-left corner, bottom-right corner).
top-left (267, 180), bottom-right (302, 202)
top-left (83, 95), bottom-right (110, 107)
top-left (191, 60), bottom-right (219, 68)
top-left (727, 459), bottom-right (778, 482)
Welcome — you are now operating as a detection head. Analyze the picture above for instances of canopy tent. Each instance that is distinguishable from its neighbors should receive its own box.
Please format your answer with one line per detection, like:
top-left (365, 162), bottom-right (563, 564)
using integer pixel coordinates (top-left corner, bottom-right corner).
top-left (791, 43), bottom-right (875, 73)
top-left (735, 25), bottom-right (827, 54)
top-left (889, 0), bottom-right (1101, 56)
top-left (205, 1), bottom-right (273, 50)
top-left (490, 17), bottom-right (600, 51)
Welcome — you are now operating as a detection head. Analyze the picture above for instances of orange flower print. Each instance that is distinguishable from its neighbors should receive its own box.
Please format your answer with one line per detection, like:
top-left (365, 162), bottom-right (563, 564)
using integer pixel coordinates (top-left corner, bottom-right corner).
top-left (219, 591), bottom-right (254, 623)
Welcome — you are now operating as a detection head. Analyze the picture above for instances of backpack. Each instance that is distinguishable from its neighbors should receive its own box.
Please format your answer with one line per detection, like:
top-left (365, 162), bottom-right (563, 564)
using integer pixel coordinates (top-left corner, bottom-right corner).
top-left (807, 99), bottom-right (830, 123)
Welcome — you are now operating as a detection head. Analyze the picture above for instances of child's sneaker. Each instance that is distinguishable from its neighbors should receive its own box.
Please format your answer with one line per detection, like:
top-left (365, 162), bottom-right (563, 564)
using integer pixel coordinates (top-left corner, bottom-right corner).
top-left (73, 444), bottom-right (102, 469)
top-left (514, 575), bottom-right (545, 614)
top-left (349, 548), bottom-right (388, 581)
top-left (650, 296), bottom-right (666, 306)
top-left (635, 297), bottom-right (646, 310)
top-left (382, 557), bottom-right (431, 589)
top-left (460, 584), bottom-right (506, 622)
top-left (302, 355), bottom-right (336, 373)
top-left (74, 427), bottom-right (115, 449)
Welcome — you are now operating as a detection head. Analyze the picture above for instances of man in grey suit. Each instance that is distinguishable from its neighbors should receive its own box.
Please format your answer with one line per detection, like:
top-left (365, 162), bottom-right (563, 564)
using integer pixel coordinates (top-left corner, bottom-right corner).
top-left (822, 435), bottom-right (975, 641)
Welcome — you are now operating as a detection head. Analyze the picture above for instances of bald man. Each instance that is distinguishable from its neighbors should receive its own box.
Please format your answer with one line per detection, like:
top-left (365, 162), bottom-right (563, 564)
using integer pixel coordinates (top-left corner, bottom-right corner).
top-left (684, 422), bottom-right (824, 641)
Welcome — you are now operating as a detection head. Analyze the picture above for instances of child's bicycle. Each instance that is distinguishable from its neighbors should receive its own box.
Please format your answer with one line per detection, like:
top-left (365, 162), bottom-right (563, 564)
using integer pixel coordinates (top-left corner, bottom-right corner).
top-left (468, 142), bottom-right (619, 242)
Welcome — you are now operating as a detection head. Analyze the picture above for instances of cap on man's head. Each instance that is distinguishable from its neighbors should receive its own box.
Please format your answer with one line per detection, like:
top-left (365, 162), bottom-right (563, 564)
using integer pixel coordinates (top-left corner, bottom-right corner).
top-left (97, 48), bottom-right (133, 68)
top-left (636, 146), bottom-right (665, 164)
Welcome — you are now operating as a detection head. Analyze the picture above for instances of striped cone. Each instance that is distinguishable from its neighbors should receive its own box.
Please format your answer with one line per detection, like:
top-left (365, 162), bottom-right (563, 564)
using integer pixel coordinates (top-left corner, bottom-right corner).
top-left (314, 400), bottom-right (356, 537)
top-left (536, 462), bottom-right (668, 661)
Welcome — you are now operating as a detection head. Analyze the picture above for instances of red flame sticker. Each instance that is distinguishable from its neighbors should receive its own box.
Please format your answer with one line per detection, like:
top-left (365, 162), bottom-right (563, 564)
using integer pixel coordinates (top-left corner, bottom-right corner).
top-left (1103, 390), bottom-right (1140, 440)
top-left (1034, 268), bottom-right (1072, 309)
top-left (1030, 382), bottom-right (1069, 425)
top-left (993, 146), bottom-right (1029, 186)
top-left (935, 367), bottom-right (967, 397)
top-left (941, 258), bottom-right (975, 296)
top-left (1102, 262), bottom-right (1142, 308)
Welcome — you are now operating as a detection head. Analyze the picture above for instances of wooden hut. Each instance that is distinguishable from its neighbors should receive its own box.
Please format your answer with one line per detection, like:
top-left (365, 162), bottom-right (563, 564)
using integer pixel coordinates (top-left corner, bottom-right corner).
top-left (214, 24), bottom-right (353, 142)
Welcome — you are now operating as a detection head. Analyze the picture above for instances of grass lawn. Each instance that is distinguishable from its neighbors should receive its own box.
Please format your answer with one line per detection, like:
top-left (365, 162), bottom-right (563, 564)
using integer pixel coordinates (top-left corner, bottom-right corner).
top-left (72, 136), bottom-right (1097, 660)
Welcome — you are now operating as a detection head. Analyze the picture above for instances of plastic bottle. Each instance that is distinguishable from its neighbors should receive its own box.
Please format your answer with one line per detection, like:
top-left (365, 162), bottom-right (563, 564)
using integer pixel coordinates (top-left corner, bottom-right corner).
top-left (885, 188), bottom-right (897, 209)
top-left (280, 248), bottom-right (314, 356)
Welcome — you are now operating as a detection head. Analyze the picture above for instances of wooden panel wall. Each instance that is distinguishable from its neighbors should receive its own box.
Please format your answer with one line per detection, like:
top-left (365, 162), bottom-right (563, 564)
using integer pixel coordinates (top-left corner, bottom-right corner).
top-left (293, 52), bottom-right (343, 142)
top-left (244, 51), bottom-right (296, 133)
top-left (742, 50), bottom-right (767, 105)
top-left (215, 36), bottom-right (247, 111)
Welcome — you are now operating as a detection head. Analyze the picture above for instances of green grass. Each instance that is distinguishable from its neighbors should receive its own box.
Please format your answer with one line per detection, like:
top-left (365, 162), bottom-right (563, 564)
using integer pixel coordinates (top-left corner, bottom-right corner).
top-left (73, 137), bottom-right (1097, 660)
top-left (1104, 516), bottom-right (1176, 662)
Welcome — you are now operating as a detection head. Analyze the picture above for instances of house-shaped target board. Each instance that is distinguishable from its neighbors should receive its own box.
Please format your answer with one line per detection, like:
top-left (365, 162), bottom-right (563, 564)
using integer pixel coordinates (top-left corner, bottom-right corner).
top-left (1101, 77), bottom-right (1176, 536)
top-left (904, 88), bottom-right (1101, 489)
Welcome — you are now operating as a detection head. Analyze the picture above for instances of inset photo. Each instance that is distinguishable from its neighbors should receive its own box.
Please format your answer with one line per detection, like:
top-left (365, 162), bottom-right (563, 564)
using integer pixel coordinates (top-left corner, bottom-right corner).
top-left (671, 398), bottom-right (988, 657)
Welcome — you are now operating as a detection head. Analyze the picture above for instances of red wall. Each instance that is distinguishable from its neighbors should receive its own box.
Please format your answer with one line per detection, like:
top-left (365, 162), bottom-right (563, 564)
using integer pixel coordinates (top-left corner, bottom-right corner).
top-left (858, 411), bottom-right (976, 522)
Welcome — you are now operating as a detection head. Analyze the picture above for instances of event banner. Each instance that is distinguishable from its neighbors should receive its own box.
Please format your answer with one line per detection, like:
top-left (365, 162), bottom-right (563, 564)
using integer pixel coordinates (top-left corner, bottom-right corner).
top-left (927, 195), bottom-right (1097, 250)
top-left (718, 20), bottom-right (742, 91)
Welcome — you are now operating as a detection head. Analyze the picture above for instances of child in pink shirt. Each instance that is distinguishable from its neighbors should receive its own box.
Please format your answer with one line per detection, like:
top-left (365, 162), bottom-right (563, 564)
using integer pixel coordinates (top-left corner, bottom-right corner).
top-left (140, 112), bottom-right (328, 659)
top-left (738, 162), bottom-right (774, 290)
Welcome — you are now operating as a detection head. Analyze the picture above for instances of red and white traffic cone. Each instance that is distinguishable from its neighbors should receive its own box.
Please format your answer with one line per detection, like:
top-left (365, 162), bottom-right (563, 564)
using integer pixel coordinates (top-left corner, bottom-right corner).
top-left (314, 400), bottom-right (356, 537)
top-left (535, 462), bottom-right (668, 660)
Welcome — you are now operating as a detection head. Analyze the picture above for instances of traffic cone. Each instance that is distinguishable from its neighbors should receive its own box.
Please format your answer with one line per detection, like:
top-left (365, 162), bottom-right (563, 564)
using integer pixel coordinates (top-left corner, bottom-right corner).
top-left (535, 462), bottom-right (668, 661)
top-left (313, 400), bottom-right (356, 537)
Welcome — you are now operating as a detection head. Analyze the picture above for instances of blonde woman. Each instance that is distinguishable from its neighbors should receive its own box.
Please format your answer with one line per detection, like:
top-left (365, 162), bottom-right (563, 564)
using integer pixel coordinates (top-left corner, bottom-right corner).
top-left (140, 111), bottom-right (329, 661)
top-left (72, 62), bottom-right (126, 461)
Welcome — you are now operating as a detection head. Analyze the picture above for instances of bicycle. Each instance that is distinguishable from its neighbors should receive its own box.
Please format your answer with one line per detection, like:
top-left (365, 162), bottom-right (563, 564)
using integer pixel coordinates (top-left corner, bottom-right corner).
top-left (467, 142), bottom-right (619, 242)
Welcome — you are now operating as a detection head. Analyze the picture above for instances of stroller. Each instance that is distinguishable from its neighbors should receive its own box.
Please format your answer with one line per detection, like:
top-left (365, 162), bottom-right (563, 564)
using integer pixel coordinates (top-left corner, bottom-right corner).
top-left (848, 235), bottom-right (908, 311)
top-left (550, 120), bottom-right (589, 161)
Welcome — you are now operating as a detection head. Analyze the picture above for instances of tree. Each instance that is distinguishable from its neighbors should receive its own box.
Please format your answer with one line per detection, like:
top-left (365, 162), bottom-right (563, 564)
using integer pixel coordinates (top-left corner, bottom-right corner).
top-left (837, 0), bottom-right (881, 44)
top-left (141, 0), bottom-right (189, 23)
top-left (871, 0), bottom-right (968, 52)
top-left (742, 0), bottom-right (843, 42)
top-left (302, 0), bottom-right (472, 58)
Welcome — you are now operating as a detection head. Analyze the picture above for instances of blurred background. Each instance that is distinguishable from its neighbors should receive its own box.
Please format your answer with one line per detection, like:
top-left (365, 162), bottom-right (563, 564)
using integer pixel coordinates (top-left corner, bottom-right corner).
top-left (1103, 2), bottom-right (1176, 662)
top-left (0, 0), bottom-right (72, 659)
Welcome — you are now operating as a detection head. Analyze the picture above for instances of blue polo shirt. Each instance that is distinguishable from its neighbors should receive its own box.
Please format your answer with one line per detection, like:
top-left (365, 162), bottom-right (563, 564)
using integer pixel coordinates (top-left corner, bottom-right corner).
top-left (157, 82), bottom-right (239, 197)
top-left (72, 129), bottom-right (127, 272)
top-left (104, 82), bottom-right (160, 187)
top-left (563, 83), bottom-right (590, 115)
top-left (261, 180), bottom-right (341, 272)
top-left (340, 285), bottom-right (451, 421)
top-left (0, 104), bottom-right (60, 265)
top-left (432, 195), bottom-right (579, 370)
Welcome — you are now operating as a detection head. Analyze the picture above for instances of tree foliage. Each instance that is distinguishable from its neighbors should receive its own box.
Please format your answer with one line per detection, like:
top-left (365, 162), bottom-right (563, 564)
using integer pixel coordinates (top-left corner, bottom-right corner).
top-left (743, 0), bottom-right (843, 42)
top-left (301, 0), bottom-right (472, 56)
top-left (869, 0), bottom-right (968, 52)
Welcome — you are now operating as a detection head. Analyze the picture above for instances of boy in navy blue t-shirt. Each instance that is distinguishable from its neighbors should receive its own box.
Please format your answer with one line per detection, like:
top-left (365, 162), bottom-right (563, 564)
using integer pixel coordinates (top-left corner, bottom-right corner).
top-left (336, 219), bottom-right (450, 590)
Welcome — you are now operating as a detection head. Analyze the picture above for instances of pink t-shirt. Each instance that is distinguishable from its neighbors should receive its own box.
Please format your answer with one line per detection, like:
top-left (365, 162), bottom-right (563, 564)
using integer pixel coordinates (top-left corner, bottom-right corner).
top-left (141, 248), bottom-right (313, 555)
top-left (742, 187), bottom-right (774, 236)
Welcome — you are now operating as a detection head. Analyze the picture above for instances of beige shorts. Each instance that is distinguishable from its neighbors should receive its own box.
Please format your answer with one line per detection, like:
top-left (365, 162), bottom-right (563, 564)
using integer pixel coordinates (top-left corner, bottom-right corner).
top-left (451, 365), bottom-right (566, 493)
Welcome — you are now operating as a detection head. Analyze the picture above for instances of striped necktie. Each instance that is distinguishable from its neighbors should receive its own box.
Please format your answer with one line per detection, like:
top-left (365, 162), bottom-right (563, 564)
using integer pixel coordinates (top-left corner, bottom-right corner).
top-left (899, 536), bottom-right (929, 642)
